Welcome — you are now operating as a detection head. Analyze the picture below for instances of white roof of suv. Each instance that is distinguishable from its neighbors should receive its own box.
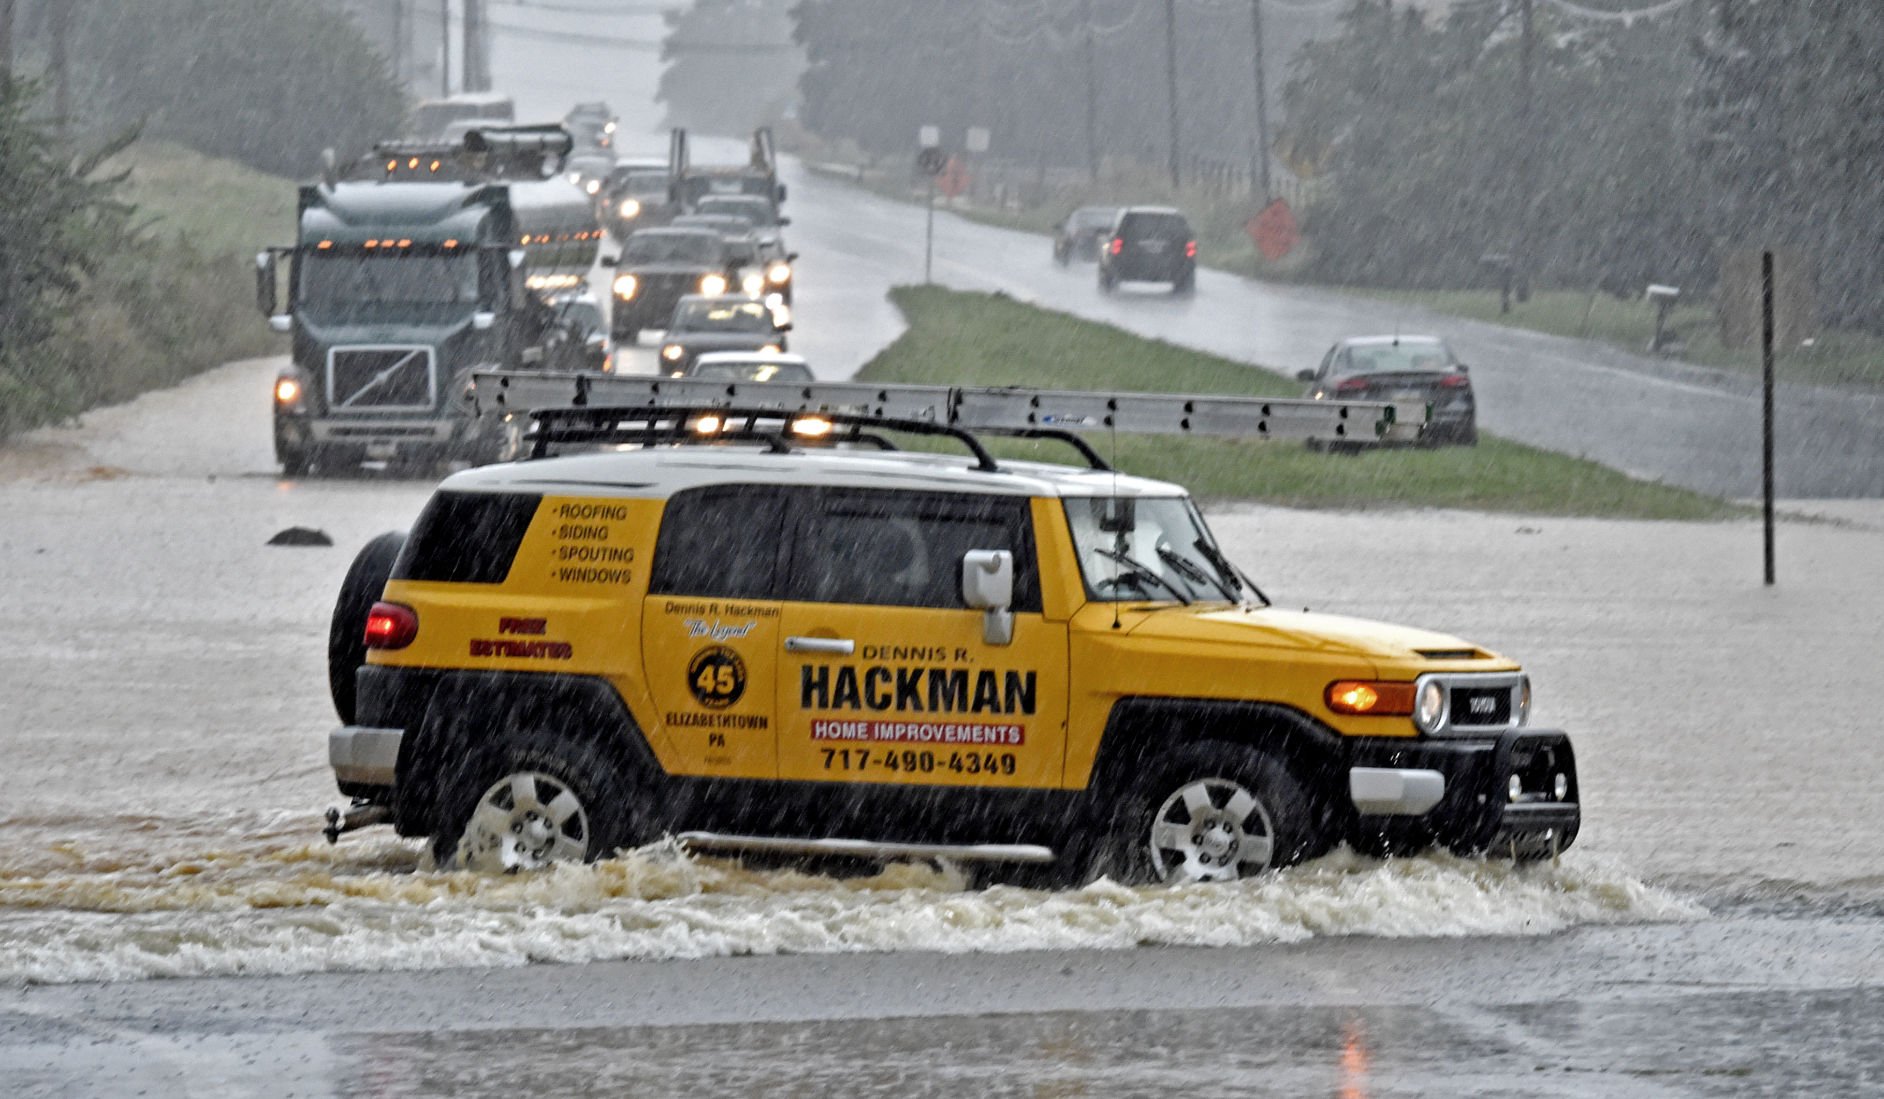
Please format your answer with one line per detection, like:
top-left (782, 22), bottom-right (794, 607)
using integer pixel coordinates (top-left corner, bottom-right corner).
top-left (446, 444), bottom-right (1184, 501)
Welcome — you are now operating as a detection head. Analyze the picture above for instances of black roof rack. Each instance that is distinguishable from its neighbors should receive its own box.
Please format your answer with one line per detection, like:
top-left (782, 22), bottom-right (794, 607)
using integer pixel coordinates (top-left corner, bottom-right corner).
top-left (524, 405), bottom-right (1115, 472)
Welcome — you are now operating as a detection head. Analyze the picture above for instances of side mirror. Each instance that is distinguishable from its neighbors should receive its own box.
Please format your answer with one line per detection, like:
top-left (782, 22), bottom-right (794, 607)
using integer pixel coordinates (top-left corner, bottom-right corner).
top-left (599, 254), bottom-right (619, 267)
top-left (1295, 369), bottom-right (1316, 382)
top-left (961, 549), bottom-right (1014, 646)
top-left (254, 250), bottom-right (278, 316)
top-left (1456, 363), bottom-right (1470, 373)
top-left (268, 314), bottom-right (292, 334)
top-left (472, 311), bottom-right (497, 331)
top-left (775, 183), bottom-right (788, 203)
top-left (778, 216), bottom-right (791, 227)
top-left (787, 251), bottom-right (800, 262)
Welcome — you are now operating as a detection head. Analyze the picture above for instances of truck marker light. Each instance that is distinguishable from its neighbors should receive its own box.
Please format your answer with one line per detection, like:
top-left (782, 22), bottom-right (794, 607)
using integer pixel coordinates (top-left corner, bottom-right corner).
top-left (443, 239), bottom-right (458, 249)
top-left (316, 240), bottom-right (332, 250)
top-left (385, 159), bottom-right (397, 172)
top-left (1324, 680), bottom-right (1416, 716)
top-left (364, 602), bottom-right (418, 650)
top-left (365, 239), bottom-right (379, 248)
top-left (407, 157), bottom-right (419, 170)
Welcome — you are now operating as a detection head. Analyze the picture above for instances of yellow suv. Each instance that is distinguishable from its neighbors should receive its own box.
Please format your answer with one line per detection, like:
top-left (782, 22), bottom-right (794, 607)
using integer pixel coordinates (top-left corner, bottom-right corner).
top-left (324, 384), bottom-right (1579, 882)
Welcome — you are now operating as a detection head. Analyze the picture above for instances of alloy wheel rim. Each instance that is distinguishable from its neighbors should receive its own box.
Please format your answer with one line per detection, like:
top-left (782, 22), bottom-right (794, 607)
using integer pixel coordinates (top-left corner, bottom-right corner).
top-left (456, 770), bottom-right (591, 872)
top-left (1147, 776), bottom-right (1276, 884)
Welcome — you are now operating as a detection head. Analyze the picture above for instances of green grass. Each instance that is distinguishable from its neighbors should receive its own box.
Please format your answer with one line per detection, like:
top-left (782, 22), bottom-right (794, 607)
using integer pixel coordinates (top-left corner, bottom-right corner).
top-left (1361, 288), bottom-right (1884, 391)
top-left (858, 285), bottom-right (1741, 519)
top-left (111, 140), bottom-right (299, 254)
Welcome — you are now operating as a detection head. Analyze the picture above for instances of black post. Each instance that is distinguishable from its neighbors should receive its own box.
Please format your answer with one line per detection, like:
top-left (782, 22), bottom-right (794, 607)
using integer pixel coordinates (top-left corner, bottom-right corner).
top-left (1249, 0), bottom-right (1272, 201)
top-left (1081, 0), bottom-right (1100, 183)
top-left (1761, 250), bottom-right (1776, 585)
top-left (1162, 0), bottom-right (1181, 188)
top-left (0, 0), bottom-right (14, 76)
top-left (1513, 0), bottom-right (1535, 302)
top-left (924, 174), bottom-right (936, 285)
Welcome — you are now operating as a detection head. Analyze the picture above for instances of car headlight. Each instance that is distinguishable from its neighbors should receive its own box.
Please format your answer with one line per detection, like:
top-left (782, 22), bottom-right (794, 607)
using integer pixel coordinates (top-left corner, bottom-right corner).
top-left (585, 179), bottom-right (601, 195)
top-left (618, 198), bottom-right (642, 218)
top-left (1414, 679), bottom-right (1446, 733)
top-left (661, 344), bottom-right (685, 361)
top-left (699, 273), bottom-right (728, 296)
top-left (767, 262), bottom-right (792, 285)
top-left (742, 272), bottom-right (766, 297)
top-left (612, 274), bottom-right (639, 300)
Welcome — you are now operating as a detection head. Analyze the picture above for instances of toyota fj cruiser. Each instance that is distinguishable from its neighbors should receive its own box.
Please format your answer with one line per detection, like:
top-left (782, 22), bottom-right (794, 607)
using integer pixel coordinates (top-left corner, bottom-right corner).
top-left (323, 378), bottom-right (1579, 882)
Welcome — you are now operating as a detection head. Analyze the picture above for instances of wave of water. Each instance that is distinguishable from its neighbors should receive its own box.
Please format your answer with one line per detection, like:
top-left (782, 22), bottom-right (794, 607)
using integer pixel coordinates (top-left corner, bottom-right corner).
top-left (0, 826), bottom-right (1702, 985)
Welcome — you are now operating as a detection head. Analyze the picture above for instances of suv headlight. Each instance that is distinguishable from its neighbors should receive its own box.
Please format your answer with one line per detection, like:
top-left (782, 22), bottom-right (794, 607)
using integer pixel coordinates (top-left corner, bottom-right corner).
top-left (741, 272), bottom-right (766, 296)
top-left (1414, 679), bottom-right (1446, 734)
top-left (612, 274), bottom-right (639, 300)
top-left (661, 343), bottom-right (685, 362)
top-left (767, 261), bottom-right (792, 285)
top-left (618, 198), bottom-right (642, 218)
top-left (699, 273), bottom-right (728, 296)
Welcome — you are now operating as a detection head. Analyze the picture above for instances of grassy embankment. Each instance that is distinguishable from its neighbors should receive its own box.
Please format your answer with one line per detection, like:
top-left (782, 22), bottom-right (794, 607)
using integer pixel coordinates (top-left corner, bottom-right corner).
top-left (801, 149), bottom-right (1884, 392)
top-left (11, 142), bottom-right (292, 440)
top-left (858, 285), bottom-right (1740, 519)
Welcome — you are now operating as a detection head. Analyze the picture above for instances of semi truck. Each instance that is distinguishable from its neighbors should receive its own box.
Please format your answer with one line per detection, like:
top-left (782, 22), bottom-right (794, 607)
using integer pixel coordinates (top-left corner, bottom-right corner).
top-left (257, 128), bottom-right (601, 475)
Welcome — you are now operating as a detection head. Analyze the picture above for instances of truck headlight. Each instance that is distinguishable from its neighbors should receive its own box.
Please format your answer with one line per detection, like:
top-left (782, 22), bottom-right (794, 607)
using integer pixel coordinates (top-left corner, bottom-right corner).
top-left (699, 273), bottom-right (728, 296)
top-left (1414, 679), bottom-right (1445, 733)
top-left (613, 274), bottom-right (639, 300)
top-left (618, 198), bottom-right (641, 219)
top-left (767, 261), bottom-right (792, 285)
top-left (274, 375), bottom-right (303, 407)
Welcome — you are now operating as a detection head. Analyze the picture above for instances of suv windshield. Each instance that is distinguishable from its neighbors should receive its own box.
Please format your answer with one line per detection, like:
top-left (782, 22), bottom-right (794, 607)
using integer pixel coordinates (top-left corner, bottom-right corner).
top-left (1340, 342), bottom-right (1454, 375)
top-left (697, 197), bottom-right (777, 227)
top-left (1064, 496), bottom-right (1242, 603)
top-left (672, 300), bottom-right (773, 332)
top-left (623, 232), bottom-right (722, 265)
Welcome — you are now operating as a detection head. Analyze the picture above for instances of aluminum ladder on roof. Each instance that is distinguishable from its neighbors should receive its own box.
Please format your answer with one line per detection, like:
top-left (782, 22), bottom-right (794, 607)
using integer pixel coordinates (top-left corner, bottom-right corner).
top-left (470, 371), bottom-right (1429, 444)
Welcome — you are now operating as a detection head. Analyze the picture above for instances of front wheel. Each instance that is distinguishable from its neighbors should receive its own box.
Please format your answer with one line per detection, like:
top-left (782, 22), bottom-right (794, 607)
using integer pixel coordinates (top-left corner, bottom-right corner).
top-left (1101, 742), bottom-right (1333, 885)
top-left (432, 724), bottom-right (647, 872)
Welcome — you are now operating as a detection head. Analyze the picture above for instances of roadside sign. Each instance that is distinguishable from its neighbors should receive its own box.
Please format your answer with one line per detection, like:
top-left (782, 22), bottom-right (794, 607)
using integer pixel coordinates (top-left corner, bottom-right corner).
top-left (965, 127), bottom-right (990, 154)
top-left (918, 125), bottom-right (940, 148)
top-left (937, 156), bottom-right (970, 199)
top-left (1247, 198), bottom-right (1300, 261)
top-left (916, 147), bottom-right (947, 176)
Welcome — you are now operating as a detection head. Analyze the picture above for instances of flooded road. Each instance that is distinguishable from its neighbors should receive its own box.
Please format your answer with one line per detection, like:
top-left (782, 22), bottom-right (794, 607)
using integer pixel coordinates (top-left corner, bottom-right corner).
top-left (3, 341), bottom-right (1883, 1090)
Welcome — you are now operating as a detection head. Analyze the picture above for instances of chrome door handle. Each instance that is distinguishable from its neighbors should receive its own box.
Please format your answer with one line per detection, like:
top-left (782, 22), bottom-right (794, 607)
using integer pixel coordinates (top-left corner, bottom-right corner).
top-left (786, 636), bottom-right (855, 655)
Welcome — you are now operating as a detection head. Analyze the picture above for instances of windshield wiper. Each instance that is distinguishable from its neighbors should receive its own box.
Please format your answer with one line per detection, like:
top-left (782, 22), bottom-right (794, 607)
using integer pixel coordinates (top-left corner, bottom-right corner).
top-left (1193, 539), bottom-right (1270, 607)
top-left (1157, 545), bottom-right (1239, 602)
top-left (1093, 547), bottom-right (1190, 605)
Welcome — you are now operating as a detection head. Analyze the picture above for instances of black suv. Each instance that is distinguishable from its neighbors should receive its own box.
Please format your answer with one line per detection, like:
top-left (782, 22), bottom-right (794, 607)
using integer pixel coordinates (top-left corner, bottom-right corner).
top-left (1097, 207), bottom-right (1196, 294)
top-left (607, 228), bottom-right (737, 344)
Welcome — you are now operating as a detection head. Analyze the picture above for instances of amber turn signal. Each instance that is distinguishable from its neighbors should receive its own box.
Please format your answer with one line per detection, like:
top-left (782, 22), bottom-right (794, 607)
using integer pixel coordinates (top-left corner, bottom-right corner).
top-left (1325, 680), bottom-right (1416, 716)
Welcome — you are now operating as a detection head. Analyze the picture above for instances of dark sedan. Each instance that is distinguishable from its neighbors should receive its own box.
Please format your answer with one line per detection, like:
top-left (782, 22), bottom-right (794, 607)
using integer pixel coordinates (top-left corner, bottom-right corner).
top-left (1052, 205), bottom-right (1119, 265)
top-left (1297, 336), bottom-right (1478, 446)
top-left (657, 296), bottom-right (791, 375)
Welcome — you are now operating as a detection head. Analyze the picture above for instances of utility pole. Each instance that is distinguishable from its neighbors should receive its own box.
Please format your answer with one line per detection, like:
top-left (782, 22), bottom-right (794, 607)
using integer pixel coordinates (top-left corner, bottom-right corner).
top-left (1162, 0), bottom-right (1181, 188)
top-left (1513, 0), bottom-right (1535, 301)
top-left (49, 0), bottom-right (70, 133)
top-left (463, 0), bottom-right (488, 93)
top-left (1081, 0), bottom-right (1100, 183)
top-left (0, 0), bottom-right (15, 77)
top-left (1249, 0), bottom-right (1272, 201)
top-left (440, 0), bottom-right (451, 96)
top-left (391, 0), bottom-right (406, 85)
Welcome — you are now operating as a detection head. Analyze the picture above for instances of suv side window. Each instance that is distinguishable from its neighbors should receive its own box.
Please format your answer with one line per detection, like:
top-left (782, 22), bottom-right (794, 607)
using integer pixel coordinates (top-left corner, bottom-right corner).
top-left (648, 485), bottom-right (787, 598)
top-left (783, 488), bottom-right (1040, 611)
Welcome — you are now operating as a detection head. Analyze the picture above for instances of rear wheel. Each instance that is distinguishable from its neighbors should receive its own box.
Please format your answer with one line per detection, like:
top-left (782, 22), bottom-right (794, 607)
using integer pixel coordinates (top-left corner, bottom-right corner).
top-left (432, 723), bottom-right (648, 872)
top-left (328, 531), bottom-right (407, 725)
top-left (1098, 269), bottom-right (1117, 293)
top-left (1101, 742), bottom-right (1333, 885)
top-left (1173, 268), bottom-right (1195, 295)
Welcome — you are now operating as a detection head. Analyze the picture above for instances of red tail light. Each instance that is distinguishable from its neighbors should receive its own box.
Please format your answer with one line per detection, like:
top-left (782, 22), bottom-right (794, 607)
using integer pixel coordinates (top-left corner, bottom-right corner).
top-left (1438, 373), bottom-right (1471, 389)
top-left (1184, 240), bottom-right (1198, 259)
top-left (1334, 376), bottom-right (1372, 394)
top-left (364, 602), bottom-right (418, 650)
top-left (1109, 237), bottom-right (1123, 255)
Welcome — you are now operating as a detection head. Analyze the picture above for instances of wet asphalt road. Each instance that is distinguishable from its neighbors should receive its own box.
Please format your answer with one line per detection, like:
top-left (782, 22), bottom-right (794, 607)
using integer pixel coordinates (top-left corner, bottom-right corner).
top-left (770, 158), bottom-right (1884, 499)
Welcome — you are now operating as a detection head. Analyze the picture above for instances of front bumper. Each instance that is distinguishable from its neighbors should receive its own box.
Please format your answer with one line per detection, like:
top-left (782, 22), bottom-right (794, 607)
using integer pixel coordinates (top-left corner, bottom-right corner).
top-left (1346, 728), bottom-right (1579, 858)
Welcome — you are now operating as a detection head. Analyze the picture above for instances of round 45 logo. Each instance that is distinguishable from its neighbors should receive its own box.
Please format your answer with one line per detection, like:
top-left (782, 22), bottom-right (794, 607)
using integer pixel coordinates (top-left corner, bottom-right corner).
top-left (687, 645), bottom-right (746, 709)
